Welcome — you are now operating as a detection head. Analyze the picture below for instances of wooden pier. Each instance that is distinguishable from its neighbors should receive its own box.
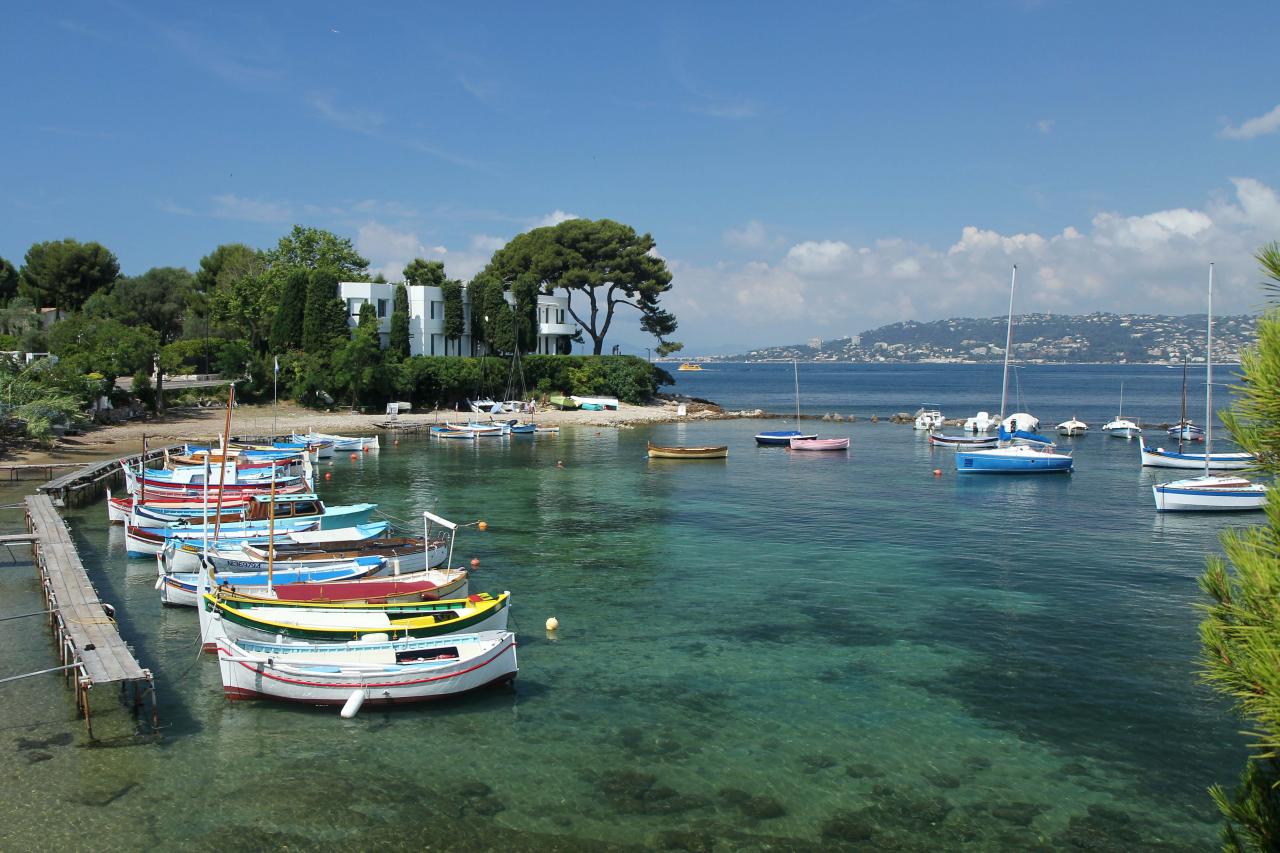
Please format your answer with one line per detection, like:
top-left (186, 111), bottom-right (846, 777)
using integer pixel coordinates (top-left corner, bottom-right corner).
top-left (36, 443), bottom-right (182, 507)
top-left (24, 494), bottom-right (156, 736)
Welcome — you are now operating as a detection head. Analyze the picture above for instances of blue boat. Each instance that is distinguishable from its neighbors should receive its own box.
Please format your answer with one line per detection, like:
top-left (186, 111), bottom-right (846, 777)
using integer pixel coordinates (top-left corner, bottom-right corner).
top-left (953, 266), bottom-right (1074, 475)
top-left (957, 444), bottom-right (1074, 473)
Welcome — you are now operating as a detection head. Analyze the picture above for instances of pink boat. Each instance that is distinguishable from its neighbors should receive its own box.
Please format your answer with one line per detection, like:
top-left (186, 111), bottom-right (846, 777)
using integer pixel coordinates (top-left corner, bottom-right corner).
top-left (789, 437), bottom-right (850, 451)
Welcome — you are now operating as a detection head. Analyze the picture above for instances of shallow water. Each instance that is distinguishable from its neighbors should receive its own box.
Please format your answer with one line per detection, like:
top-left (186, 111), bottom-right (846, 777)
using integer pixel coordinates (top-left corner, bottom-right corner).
top-left (0, 364), bottom-right (1256, 850)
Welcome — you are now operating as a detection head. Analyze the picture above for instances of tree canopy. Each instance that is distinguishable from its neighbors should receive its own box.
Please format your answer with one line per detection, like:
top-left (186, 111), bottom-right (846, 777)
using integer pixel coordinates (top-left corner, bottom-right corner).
top-left (0, 256), bottom-right (18, 304)
top-left (404, 258), bottom-right (446, 288)
top-left (48, 315), bottom-right (158, 382)
top-left (478, 218), bottom-right (678, 355)
top-left (269, 269), bottom-right (309, 353)
top-left (268, 226), bottom-right (369, 279)
top-left (20, 238), bottom-right (120, 318)
top-left (91, 266), bottom-right (194, 410)
top-left (301, 268), bottom-right (350, 353)
top-left (1199, 242), bottom-right (1280, 849)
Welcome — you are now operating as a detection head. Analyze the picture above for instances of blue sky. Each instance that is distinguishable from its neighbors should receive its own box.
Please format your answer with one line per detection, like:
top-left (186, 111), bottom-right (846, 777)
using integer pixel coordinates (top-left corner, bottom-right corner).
top-left (4, 1), bottom-right (1279, 353)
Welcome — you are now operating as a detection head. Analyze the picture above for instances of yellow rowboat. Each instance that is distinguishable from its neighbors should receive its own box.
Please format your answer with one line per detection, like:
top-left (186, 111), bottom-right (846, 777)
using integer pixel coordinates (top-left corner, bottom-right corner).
top-left (677, 363), bottom-right (705, 371)
top-left (646, 441), bottom-right (728, 459)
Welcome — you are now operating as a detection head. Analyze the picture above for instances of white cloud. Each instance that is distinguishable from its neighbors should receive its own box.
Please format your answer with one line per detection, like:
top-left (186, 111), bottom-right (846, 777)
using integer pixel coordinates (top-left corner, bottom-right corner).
top-left (784, 240), bottom-right (854, 275)
top-left (1036, 119), bottom-right (1054, 134)
top-left (664, 177), bottom-right (1280, 350)
top-left (470, 234), bottom-right (507, 252)
top-left (533, 210), bottom-right (580, 228)
top-left (307, 92), bottom-right (385, 132)
top-left (723, 219), bottom-right (782, 251)
top-left (1220, 104), bottom-right (1280, 140)
top-left (211, 193), bottom-right (293, 224)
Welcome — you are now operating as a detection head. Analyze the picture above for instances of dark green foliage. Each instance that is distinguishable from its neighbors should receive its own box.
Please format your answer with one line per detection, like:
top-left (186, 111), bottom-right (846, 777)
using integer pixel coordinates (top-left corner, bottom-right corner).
top-left (131, 371), bottom-right (155, 411)
top-left (399, 355), bottom-right (668, 408)
top-left (389, 283), bottom-right (411, 359)
top-left (357, 302), bottom-right (379, 336)
top-left (48, 315), bottom-right (158, 382)
top-left (20, 238), bottom-right (120, 317)
top-left (468, 273), bottom-right (508, 354)
top-left (198, 243), bottom-right (271, 351)
top-left (268, 226), bottom-right (368, 278)
top-left (403, 258), bottom-right (446, 288)
top-left (478, 218), bottom-right (677, 355)
top-left (269, 269), bottom-right (309, 352)
top-left (0, 297), bottom-right (41, 338)
top-left (96, 267), bottom-right (194, 411)
top-left (301, 268), bottom-right (349, 353)
top-left (442, 278), bottom-right (465, 346)
top-left (0, 256), bottom-right (18, 304)
top-left (1199, 248), bottom-right (1280, 850)
top-left (332, 314), bottom-right (385, 409)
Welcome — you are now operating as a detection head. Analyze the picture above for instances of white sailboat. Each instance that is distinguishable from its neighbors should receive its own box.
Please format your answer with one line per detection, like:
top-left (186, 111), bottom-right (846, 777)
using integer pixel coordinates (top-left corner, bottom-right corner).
top-left (1056, 417), bottom-right (1088, 436)
top-left (956, 266), bottom-right (1073, 474)
top-left (1152, 264), bottom-right (1267, 511)
top-left (1102, 383), bottom-right (1141, 438)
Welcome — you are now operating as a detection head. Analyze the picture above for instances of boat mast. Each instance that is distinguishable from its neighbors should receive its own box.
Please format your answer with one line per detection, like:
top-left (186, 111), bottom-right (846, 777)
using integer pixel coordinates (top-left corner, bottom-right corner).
top-left (792, 359), bottom-right (800, 429)
top-left (1178, 355), bottom-right (1188, 454)
top-left (1204, 263), bottom-right (1213, 478)
top-left (998, 265), bottom-right (1016, 426)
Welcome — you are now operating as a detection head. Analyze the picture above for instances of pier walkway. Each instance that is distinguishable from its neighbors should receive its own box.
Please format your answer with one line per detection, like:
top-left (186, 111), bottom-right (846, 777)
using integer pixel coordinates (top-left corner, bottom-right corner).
top-left (37, 443), bottom-right (182, 507)
top-left (23, 494), bottom-right (155, 736)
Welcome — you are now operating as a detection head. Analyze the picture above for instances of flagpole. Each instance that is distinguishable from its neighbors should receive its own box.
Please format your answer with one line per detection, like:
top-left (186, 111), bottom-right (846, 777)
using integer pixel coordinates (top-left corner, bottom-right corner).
top-left (272, 355), bottom-right (279, 440)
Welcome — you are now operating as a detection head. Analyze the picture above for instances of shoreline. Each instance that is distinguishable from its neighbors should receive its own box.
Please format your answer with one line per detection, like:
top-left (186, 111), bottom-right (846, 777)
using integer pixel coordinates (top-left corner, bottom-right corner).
top-left (0, 399), bottom-right (743, 467)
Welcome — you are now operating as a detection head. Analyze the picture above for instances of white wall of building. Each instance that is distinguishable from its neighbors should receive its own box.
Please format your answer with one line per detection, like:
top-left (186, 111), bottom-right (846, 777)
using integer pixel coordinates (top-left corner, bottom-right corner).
top-left (338, 282), bottom-right (577, 357)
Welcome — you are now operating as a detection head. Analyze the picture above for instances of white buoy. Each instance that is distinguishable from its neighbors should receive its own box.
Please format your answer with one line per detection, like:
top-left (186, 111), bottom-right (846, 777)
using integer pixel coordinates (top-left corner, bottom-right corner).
top-left (545, 616), bottom-right (559, 631)
top-left (340, 690), bottom-right (366, 719)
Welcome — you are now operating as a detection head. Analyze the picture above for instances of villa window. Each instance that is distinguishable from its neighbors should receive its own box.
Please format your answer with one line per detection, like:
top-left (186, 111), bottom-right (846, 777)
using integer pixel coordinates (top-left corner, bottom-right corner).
top-left (377, 299), bottom-right (388, 318)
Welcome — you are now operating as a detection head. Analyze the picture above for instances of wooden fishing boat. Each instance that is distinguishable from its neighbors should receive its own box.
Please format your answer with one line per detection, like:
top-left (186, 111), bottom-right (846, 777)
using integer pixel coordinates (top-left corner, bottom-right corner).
top-left (213, 628), bottom-right (518, 710)
top-left (547, 394), bottom-right (578, 410)
top-left (158, 559), bottom-right (385, 607)
top-left (789, 437), bottom-right (849, 451)
top-left (647, 441), bottom-right (728, 459)
top-left (201, 589), bottom-right (511, 647)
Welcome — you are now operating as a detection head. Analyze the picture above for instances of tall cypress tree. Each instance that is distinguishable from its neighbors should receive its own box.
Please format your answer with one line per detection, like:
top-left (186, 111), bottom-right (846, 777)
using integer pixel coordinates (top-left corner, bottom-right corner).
top-left (302, 268), bottom-right (348, 353)
top-left (389, 283), bottom-right (410, 359)
top-left (269, 269), bottom-right (308, 351)
top-left (442, 278), bottom-right (465, 353)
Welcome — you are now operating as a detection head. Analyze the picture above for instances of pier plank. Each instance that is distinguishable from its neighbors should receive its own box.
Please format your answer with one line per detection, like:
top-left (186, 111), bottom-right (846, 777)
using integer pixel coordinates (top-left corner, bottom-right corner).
top-left (25, 495), bottom-right (148, 685)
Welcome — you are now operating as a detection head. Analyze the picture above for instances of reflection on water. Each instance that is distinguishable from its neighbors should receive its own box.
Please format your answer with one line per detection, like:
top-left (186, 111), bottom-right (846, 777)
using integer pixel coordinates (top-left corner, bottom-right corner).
top-left (0, 415), bottom-right (1250, 849)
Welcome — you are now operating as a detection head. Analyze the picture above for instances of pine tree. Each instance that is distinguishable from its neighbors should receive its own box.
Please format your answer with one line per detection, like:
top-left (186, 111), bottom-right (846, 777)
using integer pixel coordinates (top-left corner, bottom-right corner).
top-left (389, 283), bottom-right (410, 359)
top-left (269, 269), bottom-right (308, 352)
top-left (1199, 243), bottom-right (1280, 849)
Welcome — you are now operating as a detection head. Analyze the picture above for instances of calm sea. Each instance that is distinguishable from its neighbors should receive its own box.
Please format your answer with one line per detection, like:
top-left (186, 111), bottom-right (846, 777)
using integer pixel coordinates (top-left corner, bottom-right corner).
top-left (0, 363), bottom-right (1252, 850)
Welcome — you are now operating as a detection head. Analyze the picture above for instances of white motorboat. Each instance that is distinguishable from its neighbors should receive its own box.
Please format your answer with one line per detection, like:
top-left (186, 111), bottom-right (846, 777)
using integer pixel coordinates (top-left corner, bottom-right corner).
top-left (1056, 417), bottom-right (1088, 436)
top-left (963, 411), bottom-right (996, 433)
top-left (913, 405), bottom-right (944, 431)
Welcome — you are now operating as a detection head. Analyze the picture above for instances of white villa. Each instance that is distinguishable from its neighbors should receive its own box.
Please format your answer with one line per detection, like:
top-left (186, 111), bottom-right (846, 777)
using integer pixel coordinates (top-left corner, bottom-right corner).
top-left (338, 281), bottom-right (578, 357)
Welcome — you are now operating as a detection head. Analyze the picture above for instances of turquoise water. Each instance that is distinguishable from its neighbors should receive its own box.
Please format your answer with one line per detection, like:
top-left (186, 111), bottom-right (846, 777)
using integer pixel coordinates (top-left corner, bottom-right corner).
top-left (0, 388), bottom-right (1253, 849)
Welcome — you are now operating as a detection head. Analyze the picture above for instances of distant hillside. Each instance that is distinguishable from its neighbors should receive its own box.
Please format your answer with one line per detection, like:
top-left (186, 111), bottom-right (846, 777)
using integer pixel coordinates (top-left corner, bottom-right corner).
top-left (701, 313), bottom-right (1257, 364)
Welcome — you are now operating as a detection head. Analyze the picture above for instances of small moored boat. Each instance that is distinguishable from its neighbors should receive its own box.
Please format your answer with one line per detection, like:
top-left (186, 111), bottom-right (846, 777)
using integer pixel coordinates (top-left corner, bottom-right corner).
top-left (789, 437), bottom-right (849, 451)
top-left (1056, 417), bottom-right (1088, 436)
top-left (646, 442), bottom-right (728, 459)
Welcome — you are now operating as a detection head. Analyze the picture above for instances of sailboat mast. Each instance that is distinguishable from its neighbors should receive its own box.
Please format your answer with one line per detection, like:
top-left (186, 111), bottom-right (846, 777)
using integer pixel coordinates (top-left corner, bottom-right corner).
top-left (1204, 263), bottom-right (1213, 478)
top-left (998, 265), bottom-right (1017, 422)
top-left (1178, 356), bottom-right (1188, 453)
top-left (792, 359), bottom-right (800, 428)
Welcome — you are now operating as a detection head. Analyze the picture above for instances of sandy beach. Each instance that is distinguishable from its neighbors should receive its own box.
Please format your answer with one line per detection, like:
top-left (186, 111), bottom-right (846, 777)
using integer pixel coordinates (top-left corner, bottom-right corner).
top-left (2, 398), bottom-right (735, 466)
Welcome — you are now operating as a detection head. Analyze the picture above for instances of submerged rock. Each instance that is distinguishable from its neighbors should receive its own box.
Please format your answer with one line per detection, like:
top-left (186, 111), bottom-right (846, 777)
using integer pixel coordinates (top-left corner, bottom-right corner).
top-left (821, 811), bottom-right (875, 843)
top-left (801, 753), bottom-right (838, 771)
top-left (741, 795), bottom-right (786, 820)
top-left (989, 801), bottom-right (1045, 827)
top-left (846, 762), bottom-right (885, 778)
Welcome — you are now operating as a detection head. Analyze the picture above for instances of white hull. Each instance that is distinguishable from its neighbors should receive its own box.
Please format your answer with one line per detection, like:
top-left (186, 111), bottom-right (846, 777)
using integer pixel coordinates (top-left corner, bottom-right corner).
top-left (1139, 438), bottom-right (1253, 470)
top-left (1153, 476), bottom-right (1268, 511)
top-left (215, 629), bottom-right (518, 706)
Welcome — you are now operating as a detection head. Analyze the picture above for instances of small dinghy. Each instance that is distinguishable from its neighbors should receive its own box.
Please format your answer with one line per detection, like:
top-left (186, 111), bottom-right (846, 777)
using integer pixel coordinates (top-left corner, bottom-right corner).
top-left (788, 437), bottom-right (849, 451)
top-left (646, 442), bottom-right (728, 459)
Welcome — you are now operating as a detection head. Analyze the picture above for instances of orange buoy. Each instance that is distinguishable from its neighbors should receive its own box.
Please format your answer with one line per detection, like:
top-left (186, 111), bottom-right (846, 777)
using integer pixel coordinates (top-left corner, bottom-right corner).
top-left (545, 616), bottom-right (560, 631)
top-left (350, 453), bottom-right (358, 460)
top-left (933, 469), bottom-right (942, 477)
top-left (478, 521), bottom-right (488, 531)
top-left (324, 472), bottom-right (332, 480)
top-left (393, 439), bottom-right (400, 446)
top-left (470, 558), bottom-right (480, 568)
